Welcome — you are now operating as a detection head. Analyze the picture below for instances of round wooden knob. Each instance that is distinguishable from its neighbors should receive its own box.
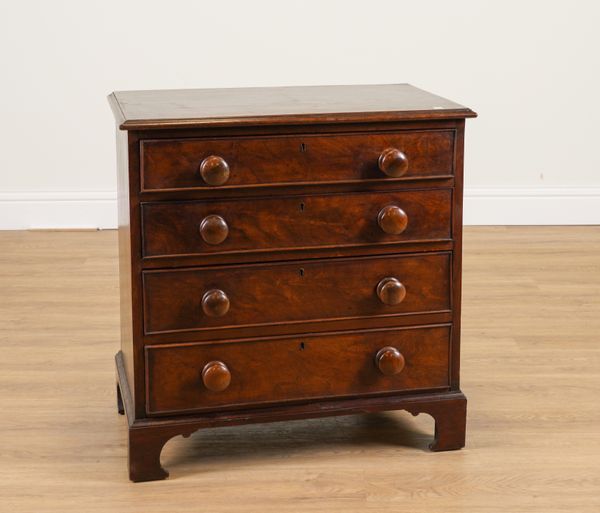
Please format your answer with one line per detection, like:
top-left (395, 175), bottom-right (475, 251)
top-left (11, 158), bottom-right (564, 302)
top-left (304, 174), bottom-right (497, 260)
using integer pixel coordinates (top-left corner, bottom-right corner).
top-left (375, 347), bottom-right (405, 376)
top-left (201, 289), bottom-right (230, 317)
top-left (199, 215), bottom-right (229, 245)
top-left (378, 148), bottom-right (409, 177)
top-left (202, 361), bottom-right (231, 392)
top-left (376, 277), bottom-right (406, 305)
top-left (378, 205), bottom-right (408, 235)
top-left (199, 155), bottom-right (230, 186)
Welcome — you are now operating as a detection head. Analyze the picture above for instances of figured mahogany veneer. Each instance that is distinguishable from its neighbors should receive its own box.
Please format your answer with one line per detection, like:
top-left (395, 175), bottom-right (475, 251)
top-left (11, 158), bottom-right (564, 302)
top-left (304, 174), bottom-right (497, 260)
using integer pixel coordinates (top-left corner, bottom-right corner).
top-left (141, 188), bottom-right (452, 259)
top-left (109, 84), bottom-right (476, 482)
top-left (140, 130), bottom-right (455, 192)
top-left (142, 252), bottom-right (451, 335)
top-left (145, 325), bottom-right (450, 415)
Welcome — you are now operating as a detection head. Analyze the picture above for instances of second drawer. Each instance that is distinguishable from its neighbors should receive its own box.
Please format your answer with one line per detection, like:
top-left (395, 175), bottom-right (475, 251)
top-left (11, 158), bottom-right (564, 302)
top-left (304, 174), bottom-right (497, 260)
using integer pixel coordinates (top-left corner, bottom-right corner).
top-left (142, 252), bottom-right (451, 335)
top-left (141, 188), bottom-right (452, 259)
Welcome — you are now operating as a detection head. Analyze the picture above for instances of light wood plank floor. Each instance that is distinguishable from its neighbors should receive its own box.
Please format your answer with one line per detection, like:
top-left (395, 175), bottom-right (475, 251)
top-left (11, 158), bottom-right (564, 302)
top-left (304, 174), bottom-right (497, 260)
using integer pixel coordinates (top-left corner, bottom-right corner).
top-left (1, 227), bottom-right (599, 512)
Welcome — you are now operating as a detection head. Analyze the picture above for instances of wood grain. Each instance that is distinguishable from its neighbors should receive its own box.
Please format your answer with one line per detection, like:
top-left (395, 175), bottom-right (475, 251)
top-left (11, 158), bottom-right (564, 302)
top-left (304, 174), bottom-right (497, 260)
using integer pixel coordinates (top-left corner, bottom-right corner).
top-left (144, 325), bottom-right (451, 415)
top-left (109, 84), bottom-right (476, 130)
top-left (142, 252), bottom-right (451, 336)
top-left (140, 130), bottom-right (455, 192)
top-left (1, 227), bottom-right (598, 509)
top-left (141, 188), bottom-right (452, 259)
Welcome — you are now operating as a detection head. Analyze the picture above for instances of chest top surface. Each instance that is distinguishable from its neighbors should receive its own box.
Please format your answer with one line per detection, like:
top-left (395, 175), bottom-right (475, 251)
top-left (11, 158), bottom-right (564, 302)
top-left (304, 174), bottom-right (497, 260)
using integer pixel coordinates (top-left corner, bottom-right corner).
top-left (109, 84), bottom-right (476, 130)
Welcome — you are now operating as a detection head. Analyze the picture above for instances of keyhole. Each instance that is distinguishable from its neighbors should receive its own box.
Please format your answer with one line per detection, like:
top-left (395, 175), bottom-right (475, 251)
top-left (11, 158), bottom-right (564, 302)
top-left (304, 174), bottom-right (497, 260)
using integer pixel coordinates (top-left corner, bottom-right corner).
top-left (300, 143), bottom-right (306, 152)
top-left (299, 202), bottom-right (305, 212)
top-left (299, 268), bottom-right (304, 277)
top-left (299, 342), bottom-right (305, 350)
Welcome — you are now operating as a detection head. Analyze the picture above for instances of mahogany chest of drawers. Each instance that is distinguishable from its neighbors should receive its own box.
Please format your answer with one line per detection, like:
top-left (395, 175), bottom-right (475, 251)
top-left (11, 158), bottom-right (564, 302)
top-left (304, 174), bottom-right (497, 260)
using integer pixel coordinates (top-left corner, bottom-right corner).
top-left (108, 84), bottom-right (476, 482)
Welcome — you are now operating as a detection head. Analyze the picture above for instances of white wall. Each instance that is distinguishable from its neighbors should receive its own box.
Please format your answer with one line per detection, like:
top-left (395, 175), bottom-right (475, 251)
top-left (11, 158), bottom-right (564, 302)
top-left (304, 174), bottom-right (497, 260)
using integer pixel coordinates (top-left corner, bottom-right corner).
top-left (1, 0), bottom-right (599, 229)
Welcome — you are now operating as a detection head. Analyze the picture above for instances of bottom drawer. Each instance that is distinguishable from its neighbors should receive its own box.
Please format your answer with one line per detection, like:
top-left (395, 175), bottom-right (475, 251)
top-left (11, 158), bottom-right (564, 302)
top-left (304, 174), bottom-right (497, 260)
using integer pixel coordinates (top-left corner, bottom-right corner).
top-left (145, 324), bottom-right (451, 415)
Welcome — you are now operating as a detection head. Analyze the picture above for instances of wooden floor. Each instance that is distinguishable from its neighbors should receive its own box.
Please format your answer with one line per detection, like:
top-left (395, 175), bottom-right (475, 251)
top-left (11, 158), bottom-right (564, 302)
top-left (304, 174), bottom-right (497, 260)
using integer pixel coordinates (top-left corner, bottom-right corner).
top-left (1, 227), bottom-right (599, 512)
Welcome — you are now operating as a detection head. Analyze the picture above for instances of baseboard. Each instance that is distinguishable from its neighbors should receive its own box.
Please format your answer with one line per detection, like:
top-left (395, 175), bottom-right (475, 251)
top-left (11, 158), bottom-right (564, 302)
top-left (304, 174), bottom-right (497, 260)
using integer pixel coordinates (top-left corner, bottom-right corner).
top-left (0, 188), bottom-right (599, 230)
top-left (0, 191), bottom-right (117, 230)
top-left (463, 188), bottom-right (600, 225)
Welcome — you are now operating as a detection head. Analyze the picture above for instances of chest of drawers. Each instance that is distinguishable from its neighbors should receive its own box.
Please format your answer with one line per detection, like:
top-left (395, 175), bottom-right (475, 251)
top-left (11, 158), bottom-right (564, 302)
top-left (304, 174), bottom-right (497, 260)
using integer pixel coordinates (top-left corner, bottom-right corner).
top-left (108, 84), bottom-right (476, 482)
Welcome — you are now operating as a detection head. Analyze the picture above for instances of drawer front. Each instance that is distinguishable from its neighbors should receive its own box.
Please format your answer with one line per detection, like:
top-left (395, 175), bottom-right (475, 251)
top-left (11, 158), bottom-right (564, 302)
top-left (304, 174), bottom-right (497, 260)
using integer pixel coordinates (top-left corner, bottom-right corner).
top-left (142, 189), bottom-right (452, 259)
top-left (143, 252), bottom-right (451, 335)
top-left (140, 130), bottom-right (455, 192)
top-left (145, 325), bottom-right (451, 415)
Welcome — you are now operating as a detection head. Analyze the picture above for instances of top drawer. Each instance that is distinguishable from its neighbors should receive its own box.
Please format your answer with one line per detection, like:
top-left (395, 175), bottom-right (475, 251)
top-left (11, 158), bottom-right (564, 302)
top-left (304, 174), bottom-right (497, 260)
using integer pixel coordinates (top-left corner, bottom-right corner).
top-left (140, 130), bottom-right (455, 192)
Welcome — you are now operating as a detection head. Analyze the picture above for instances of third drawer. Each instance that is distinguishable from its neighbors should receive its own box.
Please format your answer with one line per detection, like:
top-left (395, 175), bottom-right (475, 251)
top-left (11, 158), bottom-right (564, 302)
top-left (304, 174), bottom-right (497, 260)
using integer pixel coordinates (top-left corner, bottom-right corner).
top-left (142, 252), bottom-right (451, 336)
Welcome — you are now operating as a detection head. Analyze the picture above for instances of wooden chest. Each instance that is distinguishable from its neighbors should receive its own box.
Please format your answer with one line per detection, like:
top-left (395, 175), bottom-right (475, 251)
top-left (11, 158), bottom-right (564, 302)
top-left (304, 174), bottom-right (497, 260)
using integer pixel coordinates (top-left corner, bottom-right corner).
top-left (108, 84), bottom-right (476, 482)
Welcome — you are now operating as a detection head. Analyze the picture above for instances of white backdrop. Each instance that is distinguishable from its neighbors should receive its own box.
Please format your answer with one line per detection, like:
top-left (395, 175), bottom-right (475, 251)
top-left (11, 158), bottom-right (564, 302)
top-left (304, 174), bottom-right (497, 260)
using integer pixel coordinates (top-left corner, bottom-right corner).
top-left (1, 0), bottom-right (599, 229)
